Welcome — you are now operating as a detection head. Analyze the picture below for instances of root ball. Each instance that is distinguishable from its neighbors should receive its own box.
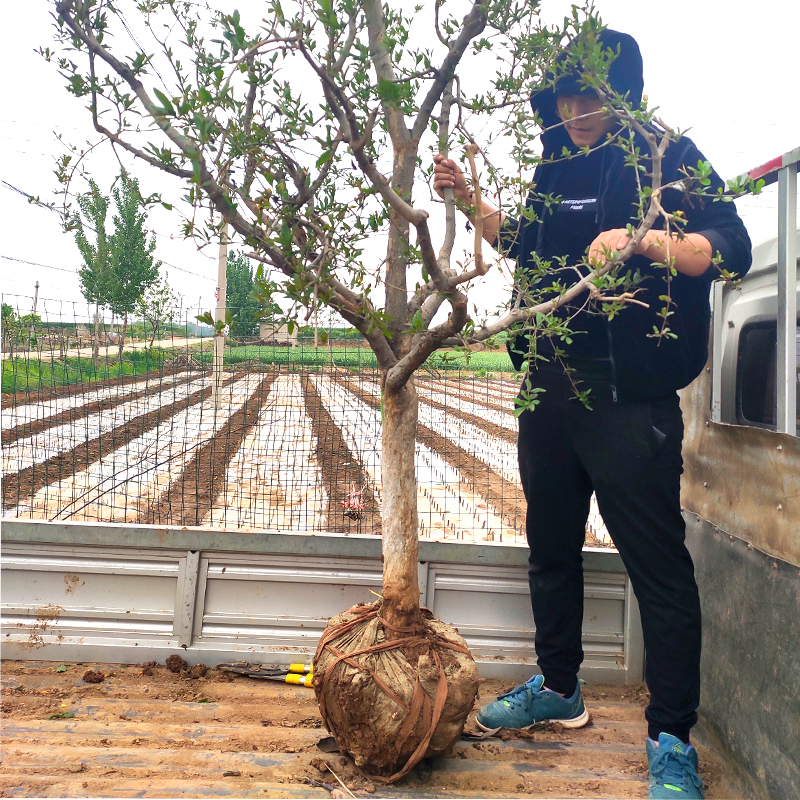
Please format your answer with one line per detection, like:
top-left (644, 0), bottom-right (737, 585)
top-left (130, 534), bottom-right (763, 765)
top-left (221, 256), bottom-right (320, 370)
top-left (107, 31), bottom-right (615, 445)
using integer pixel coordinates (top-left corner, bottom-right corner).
top-left (314, 601), bottom-right (479, 783)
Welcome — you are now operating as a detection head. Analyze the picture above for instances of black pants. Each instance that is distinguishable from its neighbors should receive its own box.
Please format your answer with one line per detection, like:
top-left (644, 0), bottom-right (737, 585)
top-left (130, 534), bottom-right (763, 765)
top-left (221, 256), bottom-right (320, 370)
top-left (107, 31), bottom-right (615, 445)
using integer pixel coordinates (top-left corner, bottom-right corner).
top-left (517, 365), bottom-right (701, 742)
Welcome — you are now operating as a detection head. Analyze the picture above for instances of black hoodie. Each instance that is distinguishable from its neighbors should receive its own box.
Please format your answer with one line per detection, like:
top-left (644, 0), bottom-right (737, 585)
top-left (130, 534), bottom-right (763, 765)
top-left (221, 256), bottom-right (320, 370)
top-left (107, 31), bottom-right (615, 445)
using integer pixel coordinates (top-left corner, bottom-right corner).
top-left (501, 30), bottom-right (752, 401)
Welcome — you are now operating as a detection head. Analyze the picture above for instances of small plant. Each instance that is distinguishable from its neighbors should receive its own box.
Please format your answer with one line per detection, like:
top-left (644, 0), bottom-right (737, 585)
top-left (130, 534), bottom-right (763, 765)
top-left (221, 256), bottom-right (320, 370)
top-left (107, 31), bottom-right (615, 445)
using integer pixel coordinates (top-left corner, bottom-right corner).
top-left (341, 483), bottom-right (366, 520)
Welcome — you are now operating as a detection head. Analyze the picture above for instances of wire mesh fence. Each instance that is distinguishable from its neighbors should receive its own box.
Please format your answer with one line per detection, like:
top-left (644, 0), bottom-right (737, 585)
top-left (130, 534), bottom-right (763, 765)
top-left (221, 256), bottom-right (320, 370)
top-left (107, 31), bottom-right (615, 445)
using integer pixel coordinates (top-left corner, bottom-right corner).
top-left (1, 293), bottom-right (612, 547)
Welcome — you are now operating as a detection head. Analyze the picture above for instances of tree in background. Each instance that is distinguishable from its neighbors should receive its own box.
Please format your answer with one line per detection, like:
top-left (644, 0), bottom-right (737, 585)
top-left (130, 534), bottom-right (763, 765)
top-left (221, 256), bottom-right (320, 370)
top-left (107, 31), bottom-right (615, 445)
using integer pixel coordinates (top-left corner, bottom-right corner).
top-left (2, 304), bottom-right (17, 354)
top-left (73, 174), bottom-right (161, 364)
top-left (73, 179), bottom-right (112, 368)
top-left (225, 250), bottom-right (260, 337)
top-left (135, 272), bottom-right (179, 346)
top-left (106, 175), bottom-right (161, 359)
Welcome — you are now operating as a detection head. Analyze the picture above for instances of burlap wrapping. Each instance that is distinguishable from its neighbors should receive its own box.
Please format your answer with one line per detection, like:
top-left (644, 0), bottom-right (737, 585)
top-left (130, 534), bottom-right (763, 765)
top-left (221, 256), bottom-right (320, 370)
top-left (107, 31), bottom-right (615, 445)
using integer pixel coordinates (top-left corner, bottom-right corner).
top-left (313, 600), bottom-right (479, 783)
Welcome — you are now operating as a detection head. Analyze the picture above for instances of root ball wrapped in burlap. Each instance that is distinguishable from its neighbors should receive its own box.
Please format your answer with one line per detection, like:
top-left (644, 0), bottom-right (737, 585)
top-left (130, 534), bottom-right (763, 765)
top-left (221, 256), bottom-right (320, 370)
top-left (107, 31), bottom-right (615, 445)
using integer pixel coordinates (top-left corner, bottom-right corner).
top-left (313, 600), bottom-right (479, 783)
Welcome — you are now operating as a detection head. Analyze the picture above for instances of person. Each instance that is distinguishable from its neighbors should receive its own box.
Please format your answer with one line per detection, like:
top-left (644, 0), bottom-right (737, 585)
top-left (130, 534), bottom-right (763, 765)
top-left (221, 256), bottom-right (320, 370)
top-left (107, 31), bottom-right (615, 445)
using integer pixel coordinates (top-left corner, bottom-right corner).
top-left (433, 29), bottom-right (751, 800)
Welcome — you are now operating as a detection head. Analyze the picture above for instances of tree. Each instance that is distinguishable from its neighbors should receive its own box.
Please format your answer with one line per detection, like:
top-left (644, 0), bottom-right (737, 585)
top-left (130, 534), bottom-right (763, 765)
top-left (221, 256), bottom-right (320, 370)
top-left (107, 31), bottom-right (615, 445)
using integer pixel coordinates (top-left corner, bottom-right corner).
top-left (2, 303), bottom-right (16, 353)
top-left (135, 272), bottom-right (179, 346)
top-left (73, 178), bottom-right (112, 368)
top-left (48, 0), bottom-right (755, 778)
top-left (226, 250), bottom-right (260, 337)
top-left (73, 173), bottom-right (161, 363)
top-left (107, 175), bottom-right (161, 359)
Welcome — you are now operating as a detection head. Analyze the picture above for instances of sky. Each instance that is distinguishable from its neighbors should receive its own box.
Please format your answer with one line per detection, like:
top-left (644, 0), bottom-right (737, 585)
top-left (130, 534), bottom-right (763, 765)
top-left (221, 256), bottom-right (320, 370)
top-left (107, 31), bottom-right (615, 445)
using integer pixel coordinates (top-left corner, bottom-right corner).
top-left (1, 0), bottom-right (798, 326)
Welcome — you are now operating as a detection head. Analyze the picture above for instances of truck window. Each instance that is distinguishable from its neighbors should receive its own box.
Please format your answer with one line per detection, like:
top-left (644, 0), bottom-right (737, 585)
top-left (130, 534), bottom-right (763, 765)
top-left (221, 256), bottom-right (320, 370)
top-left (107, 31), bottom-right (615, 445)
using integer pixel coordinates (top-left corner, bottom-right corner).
top-left (736, 320), bottom-right (800, 430)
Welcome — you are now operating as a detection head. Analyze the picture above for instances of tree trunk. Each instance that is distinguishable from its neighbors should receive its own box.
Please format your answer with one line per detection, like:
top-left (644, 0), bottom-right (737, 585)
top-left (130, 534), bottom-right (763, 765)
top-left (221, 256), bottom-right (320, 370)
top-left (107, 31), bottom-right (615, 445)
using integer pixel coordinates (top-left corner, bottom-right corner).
top-left (149, 320), bottom-right (157, 347)
top-left (379, 378), bottom-right (421, 632)
top-left (118, 311), bottom-right (128, 363)
top-left (92, 304), bottom-right (101, 370)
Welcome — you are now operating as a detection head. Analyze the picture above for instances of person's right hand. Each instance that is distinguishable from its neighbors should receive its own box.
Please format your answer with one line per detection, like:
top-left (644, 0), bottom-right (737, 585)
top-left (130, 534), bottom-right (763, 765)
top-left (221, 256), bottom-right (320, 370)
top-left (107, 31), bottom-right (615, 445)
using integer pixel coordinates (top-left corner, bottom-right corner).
top-left (433, 154), bottom-right (471, 204)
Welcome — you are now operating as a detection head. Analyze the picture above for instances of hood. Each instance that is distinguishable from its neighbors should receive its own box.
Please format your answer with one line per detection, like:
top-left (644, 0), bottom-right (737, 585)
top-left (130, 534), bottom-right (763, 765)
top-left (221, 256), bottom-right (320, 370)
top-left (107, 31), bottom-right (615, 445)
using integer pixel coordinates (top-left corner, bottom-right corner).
top-left (531, 29), bottom-right (644, 155)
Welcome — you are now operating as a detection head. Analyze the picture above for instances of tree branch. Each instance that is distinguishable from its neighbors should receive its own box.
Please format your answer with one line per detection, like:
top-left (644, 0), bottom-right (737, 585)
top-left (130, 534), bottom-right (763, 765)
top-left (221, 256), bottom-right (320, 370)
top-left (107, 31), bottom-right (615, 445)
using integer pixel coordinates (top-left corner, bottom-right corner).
top-left (410, 1), bottom-right (488, 142)
top-left (363, 0), bottom-right (410, 149)
top-left (297, 39), bottom-right (426, 226)
top-left (416, 80), bottom-right (457, 326)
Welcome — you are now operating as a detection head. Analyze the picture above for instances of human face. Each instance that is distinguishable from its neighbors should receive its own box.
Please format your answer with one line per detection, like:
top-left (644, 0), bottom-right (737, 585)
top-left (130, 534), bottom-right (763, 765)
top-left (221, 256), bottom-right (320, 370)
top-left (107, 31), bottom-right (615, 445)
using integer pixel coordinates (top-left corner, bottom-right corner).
top-left (555, 94), bottom-right (615, 148)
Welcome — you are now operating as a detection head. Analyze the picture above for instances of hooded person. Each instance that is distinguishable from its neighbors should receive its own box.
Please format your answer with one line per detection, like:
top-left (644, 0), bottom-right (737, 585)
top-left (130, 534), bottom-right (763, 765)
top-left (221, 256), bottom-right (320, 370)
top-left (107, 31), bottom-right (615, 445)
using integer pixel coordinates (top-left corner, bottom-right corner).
top-left (432, 27), bottom-right (751, 800)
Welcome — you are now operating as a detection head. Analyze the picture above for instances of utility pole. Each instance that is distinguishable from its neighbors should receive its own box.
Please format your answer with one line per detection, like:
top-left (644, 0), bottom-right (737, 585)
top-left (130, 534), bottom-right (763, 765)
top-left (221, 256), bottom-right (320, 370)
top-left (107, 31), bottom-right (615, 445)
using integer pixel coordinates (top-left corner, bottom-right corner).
top-left (212, 218), bottom-right (228, 410)
top-left (29, 280), bottom-right (39, 351)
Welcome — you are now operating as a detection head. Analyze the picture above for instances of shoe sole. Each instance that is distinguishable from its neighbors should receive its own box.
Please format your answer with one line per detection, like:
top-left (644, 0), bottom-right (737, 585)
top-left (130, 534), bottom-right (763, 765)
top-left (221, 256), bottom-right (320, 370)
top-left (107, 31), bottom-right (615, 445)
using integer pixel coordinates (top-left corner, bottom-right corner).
top-left (476, 707), bottom-right (590, 732)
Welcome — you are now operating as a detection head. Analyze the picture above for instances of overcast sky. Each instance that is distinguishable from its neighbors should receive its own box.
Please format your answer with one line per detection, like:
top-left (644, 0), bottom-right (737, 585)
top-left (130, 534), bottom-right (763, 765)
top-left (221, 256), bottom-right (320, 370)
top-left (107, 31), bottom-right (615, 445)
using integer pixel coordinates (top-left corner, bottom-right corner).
top-left (1, 0), bottom-right (798, 324)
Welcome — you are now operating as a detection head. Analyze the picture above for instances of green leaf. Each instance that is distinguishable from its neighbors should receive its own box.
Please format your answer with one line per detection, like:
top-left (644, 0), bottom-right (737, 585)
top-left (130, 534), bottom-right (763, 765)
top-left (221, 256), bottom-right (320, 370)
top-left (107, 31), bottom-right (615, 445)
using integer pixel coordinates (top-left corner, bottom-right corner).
top-left (56, 665), bottom-right (67, 673)
top-left (152, 88), bottom-right (176, 116)
top-left (376, 78), bottom-right (403, 106)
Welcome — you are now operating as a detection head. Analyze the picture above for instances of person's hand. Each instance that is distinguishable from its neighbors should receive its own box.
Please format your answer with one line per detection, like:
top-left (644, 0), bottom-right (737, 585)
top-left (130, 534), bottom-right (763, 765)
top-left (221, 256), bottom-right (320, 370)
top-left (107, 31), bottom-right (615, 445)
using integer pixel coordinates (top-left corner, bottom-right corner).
top-left (587, 228), bottom-right (639, 267)
top-left (433, 154), bottom-right (471, 204)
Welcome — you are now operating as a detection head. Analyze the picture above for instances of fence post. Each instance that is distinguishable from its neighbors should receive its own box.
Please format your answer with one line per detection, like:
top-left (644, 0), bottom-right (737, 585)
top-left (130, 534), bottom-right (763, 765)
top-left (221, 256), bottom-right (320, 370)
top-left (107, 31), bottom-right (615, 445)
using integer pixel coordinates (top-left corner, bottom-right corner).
top-left (213, 219), bottom-right (228, 411)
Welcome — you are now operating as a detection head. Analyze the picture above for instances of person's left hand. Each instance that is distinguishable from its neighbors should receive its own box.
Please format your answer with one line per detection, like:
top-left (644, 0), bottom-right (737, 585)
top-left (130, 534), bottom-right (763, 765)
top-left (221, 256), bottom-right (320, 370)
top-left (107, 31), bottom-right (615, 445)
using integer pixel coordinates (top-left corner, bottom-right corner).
top-left (588, 229), bottom-right (639, 267)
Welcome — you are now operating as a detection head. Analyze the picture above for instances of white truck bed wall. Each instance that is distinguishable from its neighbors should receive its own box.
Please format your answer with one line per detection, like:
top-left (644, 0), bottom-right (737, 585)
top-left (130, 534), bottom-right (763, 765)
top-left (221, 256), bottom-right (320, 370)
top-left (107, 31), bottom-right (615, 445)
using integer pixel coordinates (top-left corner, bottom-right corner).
top-left (0, 519), bottom-right (643, 686)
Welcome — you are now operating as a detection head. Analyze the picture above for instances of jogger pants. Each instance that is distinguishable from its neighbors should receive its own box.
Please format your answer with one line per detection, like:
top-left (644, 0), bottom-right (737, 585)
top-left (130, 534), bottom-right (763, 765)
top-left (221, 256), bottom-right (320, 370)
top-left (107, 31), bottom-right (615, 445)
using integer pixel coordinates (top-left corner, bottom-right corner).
top-left (517, 364), bottom-right (702, 742)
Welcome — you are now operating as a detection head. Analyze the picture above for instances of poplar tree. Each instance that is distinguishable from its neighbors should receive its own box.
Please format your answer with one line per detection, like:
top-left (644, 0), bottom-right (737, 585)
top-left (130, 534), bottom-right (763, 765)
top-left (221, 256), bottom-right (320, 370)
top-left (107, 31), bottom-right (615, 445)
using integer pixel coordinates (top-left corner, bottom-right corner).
top-left (226, 250), bottom-right (260, 337)
top-left (73, 179), bottom-right (111, 368)
top-left (107, 175), bottom-right (161, 359)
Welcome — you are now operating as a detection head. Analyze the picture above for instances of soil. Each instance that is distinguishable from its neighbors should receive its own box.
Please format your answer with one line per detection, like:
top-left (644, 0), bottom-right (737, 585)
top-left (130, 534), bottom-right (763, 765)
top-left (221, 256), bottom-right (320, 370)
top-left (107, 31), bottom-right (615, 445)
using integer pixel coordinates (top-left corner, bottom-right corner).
top-left (301, 373), bottom-right (382, 536)
top-left (416, 390), bottom-right (516, 445)
top-left (139, 374), bottom-right (273, 526)
top-left (379, 376), bottom-right (615, 550)
top-left (0, 660), bottom-right (740, 798)
top-left (0, 366), bottom-right (193, 409)
top-left (1, 375), bottom-right (237, 513)
top-left (3, 367), bottom-right (612, 548)
top-left (2, 374), bottom-right (196, 446)
top-left (337, 375), bottom-right (528, 539)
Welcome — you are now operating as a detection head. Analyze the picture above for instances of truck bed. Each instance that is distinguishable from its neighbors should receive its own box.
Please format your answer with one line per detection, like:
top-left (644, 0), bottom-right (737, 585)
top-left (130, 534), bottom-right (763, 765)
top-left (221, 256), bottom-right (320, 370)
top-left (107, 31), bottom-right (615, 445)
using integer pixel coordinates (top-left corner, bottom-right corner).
top-left (0, 660), bottom-right (739, 799)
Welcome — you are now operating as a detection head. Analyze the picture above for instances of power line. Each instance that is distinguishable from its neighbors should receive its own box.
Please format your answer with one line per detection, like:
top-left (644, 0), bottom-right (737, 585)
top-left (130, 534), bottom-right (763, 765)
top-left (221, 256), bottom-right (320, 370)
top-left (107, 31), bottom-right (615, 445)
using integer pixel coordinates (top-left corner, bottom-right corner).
top-left (160, 259), bottom-right (216, 282)
top-left (0, 253), bottom-right (214, 283)
top-left (2, 182), bottom-right (216, 282)
top-left (1, 255), bottom-right (77, 274)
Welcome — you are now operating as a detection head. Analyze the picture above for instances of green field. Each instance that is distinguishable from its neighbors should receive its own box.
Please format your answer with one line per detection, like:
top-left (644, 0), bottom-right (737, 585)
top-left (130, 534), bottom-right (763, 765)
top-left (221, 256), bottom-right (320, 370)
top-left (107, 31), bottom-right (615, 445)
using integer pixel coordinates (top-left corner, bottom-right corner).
top-left (2, 344), bottom-right (516, 393)
top-left (222, 345), bottom-right (515, 375)
top-left (1, 351), bottom-right (168, 394)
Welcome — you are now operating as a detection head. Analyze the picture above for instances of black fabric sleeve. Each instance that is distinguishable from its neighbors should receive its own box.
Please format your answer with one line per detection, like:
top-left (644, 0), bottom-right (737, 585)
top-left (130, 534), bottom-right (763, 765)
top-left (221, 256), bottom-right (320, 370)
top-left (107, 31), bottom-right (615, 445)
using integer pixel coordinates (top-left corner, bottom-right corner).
top-left (672, 141), bottom-right (753, 280)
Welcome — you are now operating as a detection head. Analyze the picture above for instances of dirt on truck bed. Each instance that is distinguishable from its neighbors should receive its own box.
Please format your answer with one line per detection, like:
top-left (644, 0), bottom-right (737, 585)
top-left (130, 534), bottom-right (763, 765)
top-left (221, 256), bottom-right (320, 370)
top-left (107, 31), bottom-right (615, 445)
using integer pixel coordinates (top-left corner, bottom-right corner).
top-left (0, 660), bottom-right (738, 799)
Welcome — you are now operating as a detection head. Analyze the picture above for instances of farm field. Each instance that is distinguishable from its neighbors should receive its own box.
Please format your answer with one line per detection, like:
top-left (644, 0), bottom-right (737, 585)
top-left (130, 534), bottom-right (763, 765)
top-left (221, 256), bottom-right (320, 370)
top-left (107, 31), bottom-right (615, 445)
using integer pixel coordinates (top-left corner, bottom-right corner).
top-left (1, 365), bottom-right (611, 547)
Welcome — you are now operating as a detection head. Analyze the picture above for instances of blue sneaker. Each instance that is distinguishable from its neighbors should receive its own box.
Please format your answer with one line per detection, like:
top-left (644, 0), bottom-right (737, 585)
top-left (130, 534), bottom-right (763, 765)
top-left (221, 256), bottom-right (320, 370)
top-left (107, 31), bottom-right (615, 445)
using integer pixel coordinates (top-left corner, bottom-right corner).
top-left (647, 733), bottom-right (705, 799)
top-left (476, 674), bottom-right (589, 731)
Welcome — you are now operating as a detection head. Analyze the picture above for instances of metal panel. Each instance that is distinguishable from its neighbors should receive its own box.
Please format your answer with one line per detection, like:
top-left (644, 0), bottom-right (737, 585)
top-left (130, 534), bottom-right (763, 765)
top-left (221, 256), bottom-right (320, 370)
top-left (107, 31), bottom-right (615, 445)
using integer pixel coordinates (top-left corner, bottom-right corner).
top-left (680, 365), bottom-right (800, 568)
top-left (686, 513), bottom-right (800, 800)
top-left (711, 281), bottom-right (726, 424)
top-left (425, 562), bottom-right (631, 683)
top-left (1, 520), bottom-right (642, 685)
top-left (195, 554), bottom-right (383, 648)
top-left (175, 550), bottom-right (200, 647)
top-left (0, 545), bottom-right (180, 643)
top-left (777, 163), bottom-right (798, 435)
